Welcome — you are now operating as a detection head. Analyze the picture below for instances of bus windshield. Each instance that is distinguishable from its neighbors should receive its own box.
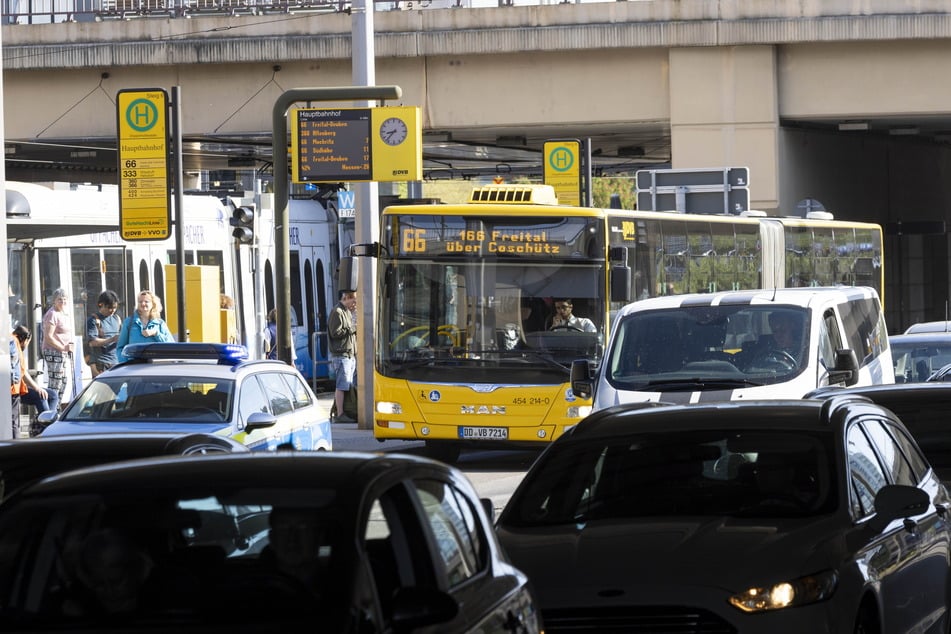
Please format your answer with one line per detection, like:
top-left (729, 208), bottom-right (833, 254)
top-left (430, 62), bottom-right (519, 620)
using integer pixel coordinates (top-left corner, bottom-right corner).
top-left (378, 215), bottom-right (606, 384)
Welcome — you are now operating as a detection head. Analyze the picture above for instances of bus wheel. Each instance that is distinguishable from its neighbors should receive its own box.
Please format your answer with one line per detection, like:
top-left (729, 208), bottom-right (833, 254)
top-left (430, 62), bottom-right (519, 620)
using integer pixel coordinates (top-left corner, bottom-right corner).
top-left (425, 441), bottom-right (461, 464)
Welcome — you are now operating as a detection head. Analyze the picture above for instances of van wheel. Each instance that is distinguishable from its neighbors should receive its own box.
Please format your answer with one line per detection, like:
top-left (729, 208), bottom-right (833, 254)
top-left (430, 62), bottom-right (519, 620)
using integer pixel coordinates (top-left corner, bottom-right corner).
top-left (425, 441), bottom-right (461, 464)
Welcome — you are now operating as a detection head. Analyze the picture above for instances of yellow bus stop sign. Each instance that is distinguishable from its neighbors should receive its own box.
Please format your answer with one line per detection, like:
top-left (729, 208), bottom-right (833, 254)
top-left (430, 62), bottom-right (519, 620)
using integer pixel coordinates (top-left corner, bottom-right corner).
top-left (117, 89), bottom-right (170, 241)
top-left (543, 140), bottom-right (582, 206)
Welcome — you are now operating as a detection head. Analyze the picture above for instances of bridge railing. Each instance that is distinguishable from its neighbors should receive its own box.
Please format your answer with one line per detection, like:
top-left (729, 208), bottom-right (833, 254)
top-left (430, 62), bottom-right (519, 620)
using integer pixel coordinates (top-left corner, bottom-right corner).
top-left (1, 0), bottom-right (568, 23)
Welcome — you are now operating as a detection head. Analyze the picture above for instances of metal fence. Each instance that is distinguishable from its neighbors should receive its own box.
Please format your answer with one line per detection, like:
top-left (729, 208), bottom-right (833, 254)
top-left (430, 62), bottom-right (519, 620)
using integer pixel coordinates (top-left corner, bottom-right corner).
top-left (1, 0), bottom-right (564, 23)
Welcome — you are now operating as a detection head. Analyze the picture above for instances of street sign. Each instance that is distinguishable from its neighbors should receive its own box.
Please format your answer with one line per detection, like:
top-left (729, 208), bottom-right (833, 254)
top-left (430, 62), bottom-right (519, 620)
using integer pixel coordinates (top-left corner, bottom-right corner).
top-left (116, 88), bottom-right (171, 241)
top-left (543, 140), bottom-right (582, 206)
top-left (636, 167), bottom-right (750, 214)
top-left (337, 190), bottom-right (356, 218)
top-left (290, 106), bottom-right (422, 183)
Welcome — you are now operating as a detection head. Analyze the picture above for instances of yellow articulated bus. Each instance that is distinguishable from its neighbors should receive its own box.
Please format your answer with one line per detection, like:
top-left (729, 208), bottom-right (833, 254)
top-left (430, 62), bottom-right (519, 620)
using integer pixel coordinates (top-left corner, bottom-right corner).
top-left (368, 184), bottom-right (883, 462)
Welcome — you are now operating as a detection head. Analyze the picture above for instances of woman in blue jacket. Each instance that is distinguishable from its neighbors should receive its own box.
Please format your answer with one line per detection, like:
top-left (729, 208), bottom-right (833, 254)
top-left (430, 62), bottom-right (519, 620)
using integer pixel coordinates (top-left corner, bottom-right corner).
top-left (116, 290), bottom-right (175, 362)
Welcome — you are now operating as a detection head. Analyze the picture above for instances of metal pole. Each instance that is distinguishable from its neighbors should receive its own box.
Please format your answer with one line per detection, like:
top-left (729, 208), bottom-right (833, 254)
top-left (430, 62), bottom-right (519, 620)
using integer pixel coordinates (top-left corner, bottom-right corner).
top-left (171, 86), bottom-right (186, 341)
top-left (0, 21), bottom-right (11, 439)
top-left (271, 86), bottom-right (401, 366)
top-left (352, 0), bottom-right (377, 431)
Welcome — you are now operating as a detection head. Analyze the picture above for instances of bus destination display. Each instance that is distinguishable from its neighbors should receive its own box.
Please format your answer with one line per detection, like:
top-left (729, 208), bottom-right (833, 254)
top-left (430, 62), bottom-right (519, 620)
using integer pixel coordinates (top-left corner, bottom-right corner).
top-left (293, 109), bottom-right (371, 182)
top-left (388, 216), bottom-right (602, 258)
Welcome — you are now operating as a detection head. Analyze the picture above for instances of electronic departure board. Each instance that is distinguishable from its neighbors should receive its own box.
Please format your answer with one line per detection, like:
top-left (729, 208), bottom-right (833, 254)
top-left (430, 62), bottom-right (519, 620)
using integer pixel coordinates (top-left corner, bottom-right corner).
top-left (293, 109), bottom-right (371, 182)
top-left (290, 106), bottom-right (422, 184)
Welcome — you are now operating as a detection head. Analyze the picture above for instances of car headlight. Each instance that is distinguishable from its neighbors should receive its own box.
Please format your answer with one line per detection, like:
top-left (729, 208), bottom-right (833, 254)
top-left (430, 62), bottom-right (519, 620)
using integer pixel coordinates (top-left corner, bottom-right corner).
top-left (728, 570), bottom-right (837, 613)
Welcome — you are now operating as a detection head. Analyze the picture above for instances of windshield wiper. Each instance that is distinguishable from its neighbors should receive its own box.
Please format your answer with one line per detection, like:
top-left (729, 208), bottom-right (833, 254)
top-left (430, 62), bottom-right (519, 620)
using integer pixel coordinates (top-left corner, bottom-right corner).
top-left (638, 378), bottom-right (765, 391)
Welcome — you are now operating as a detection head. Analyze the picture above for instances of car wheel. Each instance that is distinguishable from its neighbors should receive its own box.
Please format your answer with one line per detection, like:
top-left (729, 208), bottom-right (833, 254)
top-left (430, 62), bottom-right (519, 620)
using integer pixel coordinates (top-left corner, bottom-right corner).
top-left (853, 599), bottom-right (881, 634)
top-left (425, 441), bottom-right (461, 464)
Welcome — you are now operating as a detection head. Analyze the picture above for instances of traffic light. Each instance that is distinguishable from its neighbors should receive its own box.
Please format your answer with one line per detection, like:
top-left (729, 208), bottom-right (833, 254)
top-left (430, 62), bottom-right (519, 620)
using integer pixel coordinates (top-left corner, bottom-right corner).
top-left (230, 205), bottom-right (255, 244)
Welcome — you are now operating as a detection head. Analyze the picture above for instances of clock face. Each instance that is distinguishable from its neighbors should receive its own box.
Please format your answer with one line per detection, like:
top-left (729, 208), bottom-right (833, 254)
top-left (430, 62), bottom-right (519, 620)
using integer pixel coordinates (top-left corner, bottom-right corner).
top-left (379, 117), bottom-right (408, 146)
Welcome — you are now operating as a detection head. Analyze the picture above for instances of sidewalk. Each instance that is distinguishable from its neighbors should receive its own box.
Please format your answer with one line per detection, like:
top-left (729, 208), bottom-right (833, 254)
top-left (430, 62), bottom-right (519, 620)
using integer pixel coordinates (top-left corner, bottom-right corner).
top-left (316, 392), bottom-right (425, 454)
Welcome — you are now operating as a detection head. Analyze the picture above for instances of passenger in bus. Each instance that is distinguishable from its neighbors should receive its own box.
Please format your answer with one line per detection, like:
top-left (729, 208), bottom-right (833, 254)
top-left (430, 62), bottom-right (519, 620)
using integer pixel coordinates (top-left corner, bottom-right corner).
top-left (116, 291), bottom-right (175, 363)
top-left (12, 326), bottom-right (60, 437)
top-left (41, 288), bottom-right (75, 406)
top-left (85, 290), bottom-right (121, 378)
top-left (549, 299), bottom-right (596, 333)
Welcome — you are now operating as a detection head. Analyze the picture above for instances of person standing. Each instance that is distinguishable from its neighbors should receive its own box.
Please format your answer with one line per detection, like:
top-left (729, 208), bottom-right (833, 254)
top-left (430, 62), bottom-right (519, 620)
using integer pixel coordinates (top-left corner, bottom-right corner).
top-left (264, 308), bottom-right (278, 360)
top-left (41, 288), bottom-right (75, 406)
top-left (10, 336), bottom-right (23, 438)
top-left (85, 290), bottom-right (121, 377)
top-left (116, 291), bottom-right (175, 362)
top-left (328, 290), bottom-right (357, 423)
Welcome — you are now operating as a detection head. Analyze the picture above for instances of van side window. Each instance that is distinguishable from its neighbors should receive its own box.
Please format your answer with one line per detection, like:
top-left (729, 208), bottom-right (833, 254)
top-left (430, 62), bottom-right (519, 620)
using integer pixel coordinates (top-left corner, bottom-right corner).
top-left (839, 297), bottom-right (887, 364)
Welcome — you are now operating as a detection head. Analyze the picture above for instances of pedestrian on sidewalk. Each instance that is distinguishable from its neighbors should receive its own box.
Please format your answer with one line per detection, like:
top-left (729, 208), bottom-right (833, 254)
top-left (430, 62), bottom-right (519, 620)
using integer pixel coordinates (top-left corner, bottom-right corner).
top-left (41, 288), bottom-right (74, 406)
top-left (85, 290), bottom-right (121, 377)
top-left (328, 290), bottom-right (357, 423)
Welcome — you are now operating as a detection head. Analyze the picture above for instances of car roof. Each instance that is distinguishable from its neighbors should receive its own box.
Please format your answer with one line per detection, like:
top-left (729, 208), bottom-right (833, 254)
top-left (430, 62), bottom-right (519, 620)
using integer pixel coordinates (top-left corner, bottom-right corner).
top-left (807, 382), bottom-right (951, 403)
top-left (14, 452), bottom-right (455, 499)
top-left (905, 321), bottom-right (951, 334)
top-left (890, 332), bottom-right (951, 345)
top-left (103, 358), bottom-right (294, 380)
top-left (614, 286), bottom-right (879, 318)
top-left (568, 398), bottom-right (872, 439)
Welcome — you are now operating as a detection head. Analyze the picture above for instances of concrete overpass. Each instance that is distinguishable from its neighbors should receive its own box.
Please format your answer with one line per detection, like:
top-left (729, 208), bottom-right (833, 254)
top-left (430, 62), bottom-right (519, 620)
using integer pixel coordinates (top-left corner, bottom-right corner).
top-left (5, 0), bottom-right (951, 328)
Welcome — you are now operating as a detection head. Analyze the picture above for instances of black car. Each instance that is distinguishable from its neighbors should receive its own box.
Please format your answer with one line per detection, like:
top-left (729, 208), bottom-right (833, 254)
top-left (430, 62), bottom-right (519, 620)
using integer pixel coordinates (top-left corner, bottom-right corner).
top-left (0, 432), bottom-right (247, 502)
top-left (496, 397), bottom-right (951, 634)
top-left (808, 382), bottom-right (951, 482)
top-left (0, 452), bottom-right (540, 632)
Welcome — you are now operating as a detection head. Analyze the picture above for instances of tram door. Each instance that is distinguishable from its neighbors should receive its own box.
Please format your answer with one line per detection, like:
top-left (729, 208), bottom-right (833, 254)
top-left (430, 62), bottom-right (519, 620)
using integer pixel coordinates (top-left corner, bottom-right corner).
top-left (289, 246), bottom-right (333, 385)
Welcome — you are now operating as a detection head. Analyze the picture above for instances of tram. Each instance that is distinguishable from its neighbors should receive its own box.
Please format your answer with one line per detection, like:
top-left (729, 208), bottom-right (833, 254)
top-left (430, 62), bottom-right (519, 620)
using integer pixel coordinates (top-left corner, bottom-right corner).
top-left (6, 181), bottom-right (343, 386)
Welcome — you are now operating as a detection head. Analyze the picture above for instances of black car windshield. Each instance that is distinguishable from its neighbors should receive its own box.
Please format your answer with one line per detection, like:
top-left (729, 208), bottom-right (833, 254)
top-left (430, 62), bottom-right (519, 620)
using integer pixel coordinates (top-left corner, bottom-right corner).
top-left (63, 376), bottom-right (235, 423)
top-left (605, 305), bottom-right (810, 391)
top-left (503, 429), bottom-right (837, 527)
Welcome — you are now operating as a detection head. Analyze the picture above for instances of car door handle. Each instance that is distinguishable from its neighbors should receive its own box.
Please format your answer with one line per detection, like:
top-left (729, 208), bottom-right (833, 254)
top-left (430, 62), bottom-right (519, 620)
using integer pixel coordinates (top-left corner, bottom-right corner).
top-left (903, 518), bottom-right (919, 534)
top-left (935, 502), bottom-right (949, 517)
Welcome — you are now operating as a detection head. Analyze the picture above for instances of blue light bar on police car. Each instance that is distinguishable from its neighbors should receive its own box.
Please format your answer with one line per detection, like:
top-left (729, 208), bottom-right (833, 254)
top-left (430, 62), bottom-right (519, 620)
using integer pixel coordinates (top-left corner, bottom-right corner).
top-left (122, 343), bottom-right (249, 365)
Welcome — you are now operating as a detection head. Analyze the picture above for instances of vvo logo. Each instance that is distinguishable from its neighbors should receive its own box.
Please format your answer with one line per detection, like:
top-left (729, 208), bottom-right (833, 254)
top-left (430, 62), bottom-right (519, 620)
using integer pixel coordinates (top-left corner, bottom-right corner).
top-left (338, 190), bottom-right (356, 218)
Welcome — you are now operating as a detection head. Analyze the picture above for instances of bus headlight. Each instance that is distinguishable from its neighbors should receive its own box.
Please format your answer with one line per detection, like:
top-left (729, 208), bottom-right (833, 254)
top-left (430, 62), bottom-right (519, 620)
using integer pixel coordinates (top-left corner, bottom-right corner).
top-left (567, 405), bottom-right (592, 419)
top-left (376, 401), bottom-right (403, 415)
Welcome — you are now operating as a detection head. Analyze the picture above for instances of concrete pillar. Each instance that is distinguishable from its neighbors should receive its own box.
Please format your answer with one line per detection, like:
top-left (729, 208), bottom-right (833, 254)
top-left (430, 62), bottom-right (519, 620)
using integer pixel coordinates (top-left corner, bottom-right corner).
top-left (669, 46), bottom-right (779, 212)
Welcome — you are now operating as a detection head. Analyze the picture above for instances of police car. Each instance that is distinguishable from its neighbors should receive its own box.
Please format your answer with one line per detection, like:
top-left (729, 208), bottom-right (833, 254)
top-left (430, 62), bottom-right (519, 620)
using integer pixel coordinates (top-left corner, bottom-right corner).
top-left (39, 343), bottom-right (332, 451)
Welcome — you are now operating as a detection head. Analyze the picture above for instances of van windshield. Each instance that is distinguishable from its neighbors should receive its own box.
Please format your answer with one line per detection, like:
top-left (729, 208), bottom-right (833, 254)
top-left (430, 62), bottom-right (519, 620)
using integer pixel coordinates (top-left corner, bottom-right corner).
top-left (605, 305), bottom-right (809, 391)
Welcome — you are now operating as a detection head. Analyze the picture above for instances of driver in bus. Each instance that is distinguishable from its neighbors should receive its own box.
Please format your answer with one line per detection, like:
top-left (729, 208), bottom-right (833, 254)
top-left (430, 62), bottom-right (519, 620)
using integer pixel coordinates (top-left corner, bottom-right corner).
top-left (550, 299), bottom-right (596, 333)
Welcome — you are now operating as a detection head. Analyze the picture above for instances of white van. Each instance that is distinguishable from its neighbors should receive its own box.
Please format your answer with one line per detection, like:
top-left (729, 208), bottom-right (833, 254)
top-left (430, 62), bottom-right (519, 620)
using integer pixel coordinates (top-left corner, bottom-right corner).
top-left (572, 287), bottom-right (893, 409)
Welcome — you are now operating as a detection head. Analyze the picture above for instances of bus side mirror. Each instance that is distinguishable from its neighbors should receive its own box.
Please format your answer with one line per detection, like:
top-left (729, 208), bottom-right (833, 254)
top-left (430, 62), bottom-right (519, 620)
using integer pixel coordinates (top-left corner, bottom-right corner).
top-left (611, 264), bottom-right (632, 303)
top-left (570, 359), bottom-right (594, 399)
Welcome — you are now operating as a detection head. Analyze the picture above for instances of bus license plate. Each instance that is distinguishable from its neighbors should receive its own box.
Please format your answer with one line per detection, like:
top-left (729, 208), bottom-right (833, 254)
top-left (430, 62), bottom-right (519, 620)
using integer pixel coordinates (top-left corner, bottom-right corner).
top-left (458, 426), bottom-right (508, 440)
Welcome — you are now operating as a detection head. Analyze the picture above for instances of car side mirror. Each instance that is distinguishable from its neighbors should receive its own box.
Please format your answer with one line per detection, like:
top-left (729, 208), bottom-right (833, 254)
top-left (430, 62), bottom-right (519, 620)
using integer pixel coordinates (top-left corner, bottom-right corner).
top-left (828, 348), bottom-right (860, 386)
top-left (570, 359), bottom-right (594, 399)
top-left (244, 411), bottom-right (278, 433)
top-left (390, 586), bottom-right (459, 632)
top-left (868, 484), bottom-right (930, 533)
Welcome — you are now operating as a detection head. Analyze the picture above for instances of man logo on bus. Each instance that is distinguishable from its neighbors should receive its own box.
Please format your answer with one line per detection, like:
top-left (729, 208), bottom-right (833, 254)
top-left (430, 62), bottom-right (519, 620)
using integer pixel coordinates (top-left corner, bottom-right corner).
top-left (428, 390), bottom-right (441, 402)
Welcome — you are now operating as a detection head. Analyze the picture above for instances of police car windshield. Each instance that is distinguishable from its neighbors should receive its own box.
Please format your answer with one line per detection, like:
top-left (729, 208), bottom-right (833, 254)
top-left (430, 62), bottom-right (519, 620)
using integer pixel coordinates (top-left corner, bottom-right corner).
top-left (63, 377), bottom-right (235, 423)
